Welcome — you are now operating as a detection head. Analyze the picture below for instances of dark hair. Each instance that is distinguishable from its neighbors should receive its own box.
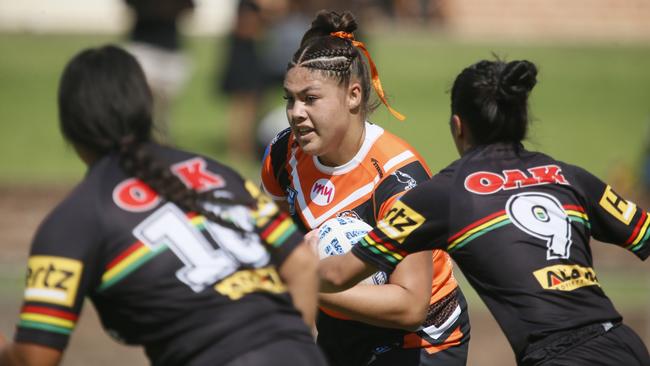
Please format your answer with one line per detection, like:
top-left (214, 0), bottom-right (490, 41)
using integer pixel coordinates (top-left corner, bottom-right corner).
top-left (450, 59), bottom-right (538, 145)
top-left (288, 10), bottom-right (376, 116)
top-left (58, 45), bottom-right (251, 232)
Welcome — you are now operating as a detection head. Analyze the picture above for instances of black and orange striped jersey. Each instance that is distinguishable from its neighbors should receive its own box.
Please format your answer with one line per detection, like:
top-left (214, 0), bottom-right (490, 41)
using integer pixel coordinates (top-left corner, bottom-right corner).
top-left (353, 142), bottom-right (650, 362)
top-left (14, 143), bottom-right (314, 366)
top-left (261, 122), bottom-right (470, 365)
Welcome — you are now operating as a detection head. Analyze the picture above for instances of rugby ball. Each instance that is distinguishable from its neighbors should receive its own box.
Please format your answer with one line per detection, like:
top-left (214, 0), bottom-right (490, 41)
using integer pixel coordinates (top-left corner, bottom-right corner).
top-left (317, 216), bottom-right (388, 285)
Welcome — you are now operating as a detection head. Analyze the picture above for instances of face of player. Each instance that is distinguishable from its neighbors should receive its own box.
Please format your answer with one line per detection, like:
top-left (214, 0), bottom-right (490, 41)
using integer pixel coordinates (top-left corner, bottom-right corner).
top-left (284, 66), bottom-right (364, 166)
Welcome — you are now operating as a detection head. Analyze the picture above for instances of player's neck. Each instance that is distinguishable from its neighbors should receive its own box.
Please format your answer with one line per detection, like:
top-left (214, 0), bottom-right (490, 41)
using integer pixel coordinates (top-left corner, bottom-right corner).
top-left (319, 120), bottom-right (366, 167)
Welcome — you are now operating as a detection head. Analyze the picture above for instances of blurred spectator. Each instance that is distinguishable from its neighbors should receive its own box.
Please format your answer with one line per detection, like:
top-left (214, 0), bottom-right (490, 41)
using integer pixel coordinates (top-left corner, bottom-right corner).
top-left (217, 0), bottom-right (309, 162)
top-left (125, 0), bottom-right (194, 142)
top-left (217, 0), bottom-right (265, 163)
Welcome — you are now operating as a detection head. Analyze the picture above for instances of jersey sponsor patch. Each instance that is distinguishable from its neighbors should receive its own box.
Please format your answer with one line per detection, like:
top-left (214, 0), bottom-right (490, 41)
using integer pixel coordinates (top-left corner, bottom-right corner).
top-left (464, 165), bottom-right (569, 195)
top-left (113, 178), bottom-right (161, 212)
top-left (214, 266), bottom-right (286, 300)
top-left (599, 185), bottom-right (637, 225)
top-left (25, 256), bottom-right (83, 307)
top-left (172, 157), bottom-right (225, 192)
top-left (310, 179), bottom-right (335, 206)
top-left (377, 200), bottom-right (424, 243)
top-left (532, 264), bottom-right (599, 291)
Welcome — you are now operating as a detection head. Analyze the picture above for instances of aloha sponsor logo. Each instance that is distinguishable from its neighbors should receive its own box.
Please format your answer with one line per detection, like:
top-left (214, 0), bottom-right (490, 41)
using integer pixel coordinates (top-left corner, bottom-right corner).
top-left (533, 264), bottom-right (599, 291)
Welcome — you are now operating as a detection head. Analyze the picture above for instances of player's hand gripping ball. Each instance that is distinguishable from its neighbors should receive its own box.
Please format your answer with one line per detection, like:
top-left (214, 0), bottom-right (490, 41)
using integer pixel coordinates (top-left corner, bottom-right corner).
top-left (317, 217), bottom-right (388, 285)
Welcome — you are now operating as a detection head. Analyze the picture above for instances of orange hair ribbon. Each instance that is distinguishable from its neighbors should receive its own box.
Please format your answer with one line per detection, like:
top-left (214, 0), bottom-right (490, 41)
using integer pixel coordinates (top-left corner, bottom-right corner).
top-left (330, 31), bottom-right (406, 121)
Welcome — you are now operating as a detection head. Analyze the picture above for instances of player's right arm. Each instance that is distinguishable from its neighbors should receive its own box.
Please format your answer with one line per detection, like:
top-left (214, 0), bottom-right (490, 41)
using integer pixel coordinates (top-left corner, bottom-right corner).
top-left (0, 343), bottom-right (62, 366)
top-left (318, 177), bottom-right (451, 292)
top-left (1, 194), bottom-right (102, 366)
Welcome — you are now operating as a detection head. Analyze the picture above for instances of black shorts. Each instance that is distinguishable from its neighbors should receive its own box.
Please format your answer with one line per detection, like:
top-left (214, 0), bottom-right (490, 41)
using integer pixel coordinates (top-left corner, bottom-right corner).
top-left (367, 340), bottom-right (469, 366)
top-left (222, 338), bottom-right (328, 366)
top-left (522, 322), bottom-right (650, 366)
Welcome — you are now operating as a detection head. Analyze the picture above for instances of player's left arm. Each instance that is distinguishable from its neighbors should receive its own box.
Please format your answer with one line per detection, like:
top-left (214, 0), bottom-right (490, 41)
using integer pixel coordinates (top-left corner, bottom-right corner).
top-left (571, 164), bottom-right (649, 260)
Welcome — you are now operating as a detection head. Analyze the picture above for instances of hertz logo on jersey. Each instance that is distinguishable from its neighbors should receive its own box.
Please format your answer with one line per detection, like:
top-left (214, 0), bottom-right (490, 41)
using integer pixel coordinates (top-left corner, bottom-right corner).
top-left (378, 200), bottom-right (424, 243)
top-left (24, 256), bottom-right (83, 307)
top-left (533, 264), bottom-right (599, 292)
top-left (599, 185), bottom-right (637, 225)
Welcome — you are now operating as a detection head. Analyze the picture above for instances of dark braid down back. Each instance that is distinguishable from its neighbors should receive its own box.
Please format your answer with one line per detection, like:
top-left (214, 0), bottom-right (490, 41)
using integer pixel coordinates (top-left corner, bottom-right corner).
top-left (59, 45), bottom-right (252, 233)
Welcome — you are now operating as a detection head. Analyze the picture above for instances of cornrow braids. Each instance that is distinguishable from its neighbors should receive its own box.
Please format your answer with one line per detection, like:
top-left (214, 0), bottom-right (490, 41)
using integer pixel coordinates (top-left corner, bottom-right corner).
top-left (289, 37), bottom-right (374, 116)
top-left (299, 47), bottom-right (354, 73)
top-left (118, 138), bottom-right (254, 235)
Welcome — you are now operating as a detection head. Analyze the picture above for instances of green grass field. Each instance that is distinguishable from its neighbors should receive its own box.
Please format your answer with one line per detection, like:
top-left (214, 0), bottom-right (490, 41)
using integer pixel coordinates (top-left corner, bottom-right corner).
top-left (1, 32), bottom-right (649, 185)
top-left (0, 32), bottom-right (649, 364)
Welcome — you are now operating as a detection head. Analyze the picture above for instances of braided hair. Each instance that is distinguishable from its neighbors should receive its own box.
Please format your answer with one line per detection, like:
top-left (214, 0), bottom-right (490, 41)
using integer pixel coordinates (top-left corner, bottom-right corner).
top-left (288, 10), bottom-right (377, 117)
top-left (451, 59), bottom-right (538, 145)
top-left (58, 45), bottom-right (252, 233)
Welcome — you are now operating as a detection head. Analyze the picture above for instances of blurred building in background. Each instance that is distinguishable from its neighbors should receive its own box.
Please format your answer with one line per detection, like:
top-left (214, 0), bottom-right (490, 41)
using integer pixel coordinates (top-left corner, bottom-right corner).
top-left (2, 0), bottom-right (649, 41)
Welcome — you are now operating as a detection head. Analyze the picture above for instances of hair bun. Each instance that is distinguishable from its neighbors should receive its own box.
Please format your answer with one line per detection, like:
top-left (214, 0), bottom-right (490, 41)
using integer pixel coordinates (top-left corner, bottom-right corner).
top-left (498, 60), bottom-right (537, 100)
top-left (312, 10), bottom-right (357, 34)
top-left (300, 10), bottom-right (357, 46)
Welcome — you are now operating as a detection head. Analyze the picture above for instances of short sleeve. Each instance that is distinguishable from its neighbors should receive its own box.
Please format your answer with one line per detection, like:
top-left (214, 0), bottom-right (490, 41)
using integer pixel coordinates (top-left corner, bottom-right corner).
top-left (352, 175), bottom-right (451, 273)
top-left (373, 159), bottom-right (432, 220)
top-left (260, 128), bottom-right (292, 200)
top-left (572, 165), bottom-right (649, 260)
top-left (14, 196), bottom-right (102, 350)
top-left (244, 181), bottom-right (304, 266)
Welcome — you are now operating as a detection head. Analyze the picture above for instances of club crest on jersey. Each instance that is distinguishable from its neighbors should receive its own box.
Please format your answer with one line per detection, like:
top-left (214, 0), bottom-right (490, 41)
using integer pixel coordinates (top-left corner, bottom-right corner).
top-left (393, 170), bottom-right (417, 191)
top-left (337, 210), bottom-right (362, 221)
top-left (464, 164), bottom-right (569, 195)
top-left (310, 179), bottom-right (335, 206)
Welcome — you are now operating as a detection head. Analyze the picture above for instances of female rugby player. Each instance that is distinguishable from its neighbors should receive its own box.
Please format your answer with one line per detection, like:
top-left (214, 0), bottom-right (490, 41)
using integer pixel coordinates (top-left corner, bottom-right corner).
top-left (315, 58), bottom-right (650, 366)
top-left (261, 10), bottom-right (470, 366)
top-left (0, 45), bottom-right (327, 366)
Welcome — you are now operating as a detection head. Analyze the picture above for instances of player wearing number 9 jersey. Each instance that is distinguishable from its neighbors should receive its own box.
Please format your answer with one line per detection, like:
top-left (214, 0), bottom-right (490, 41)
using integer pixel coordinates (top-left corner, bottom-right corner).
top-left (0, 45), bottom-right (327, 366)
top-left (317, 59), bottom-right (650, 366)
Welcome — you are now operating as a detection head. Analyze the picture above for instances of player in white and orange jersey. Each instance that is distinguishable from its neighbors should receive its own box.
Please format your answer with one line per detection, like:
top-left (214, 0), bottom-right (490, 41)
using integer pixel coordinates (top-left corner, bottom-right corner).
top-left (261, 10), bottom-right (470, 366)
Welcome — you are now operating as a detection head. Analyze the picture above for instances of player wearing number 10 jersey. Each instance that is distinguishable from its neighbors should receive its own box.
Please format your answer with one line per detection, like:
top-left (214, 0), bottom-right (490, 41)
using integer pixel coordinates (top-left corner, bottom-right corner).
top-left (0, 45), bottom-right (327, 366)
top-left (318, 59), bottom-right (650, 366)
